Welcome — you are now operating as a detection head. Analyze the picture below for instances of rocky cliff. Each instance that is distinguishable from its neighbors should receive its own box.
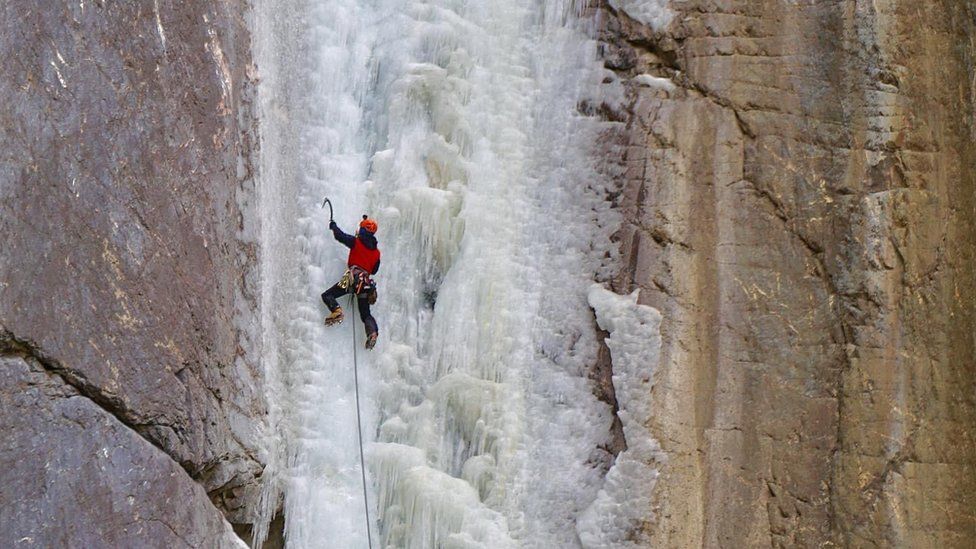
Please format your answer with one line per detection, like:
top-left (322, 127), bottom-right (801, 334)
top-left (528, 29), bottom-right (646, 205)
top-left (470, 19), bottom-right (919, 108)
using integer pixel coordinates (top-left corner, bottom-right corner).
top-left (0, 1), bottom-right (263, 545)
top-left (3, 0), bottom-right (975, 547)
top-left (595, 0), bottom-right (976, 546)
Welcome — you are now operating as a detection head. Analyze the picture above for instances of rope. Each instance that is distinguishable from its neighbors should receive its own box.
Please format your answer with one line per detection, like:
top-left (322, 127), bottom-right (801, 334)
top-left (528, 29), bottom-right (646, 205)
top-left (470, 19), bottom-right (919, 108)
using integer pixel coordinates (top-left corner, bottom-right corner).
top-left (350, 296), bottom-right (374, 549)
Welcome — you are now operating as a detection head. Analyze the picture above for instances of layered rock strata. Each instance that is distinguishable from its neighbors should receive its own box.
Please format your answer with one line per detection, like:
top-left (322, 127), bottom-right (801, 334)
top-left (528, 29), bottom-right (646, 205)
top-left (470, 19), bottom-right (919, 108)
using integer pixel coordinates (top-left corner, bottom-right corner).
top-left (0, 1), bottom-right (263, 543)
top-left (595, 0), bottom-right (976, 546)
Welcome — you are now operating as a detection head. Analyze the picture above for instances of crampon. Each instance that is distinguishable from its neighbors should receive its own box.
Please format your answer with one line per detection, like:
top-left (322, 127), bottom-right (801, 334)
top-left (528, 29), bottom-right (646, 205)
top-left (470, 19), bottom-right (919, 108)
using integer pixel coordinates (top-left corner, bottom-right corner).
top-left (325, 307), bottom-right (344, 326)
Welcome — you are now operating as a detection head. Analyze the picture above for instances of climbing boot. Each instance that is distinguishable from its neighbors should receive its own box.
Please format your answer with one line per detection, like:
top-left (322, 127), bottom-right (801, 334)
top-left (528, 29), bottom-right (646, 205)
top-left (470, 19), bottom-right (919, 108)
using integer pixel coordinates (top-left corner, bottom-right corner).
top-left (325, 307), bottom-right (344, 326)
top-left (365, 332), bottom-right (378, 350)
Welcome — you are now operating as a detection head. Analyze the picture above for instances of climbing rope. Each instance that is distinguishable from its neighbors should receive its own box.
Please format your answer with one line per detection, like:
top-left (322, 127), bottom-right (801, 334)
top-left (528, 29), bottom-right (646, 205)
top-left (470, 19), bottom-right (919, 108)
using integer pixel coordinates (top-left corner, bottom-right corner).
top-left (350, 296), bottom-right (374, 549)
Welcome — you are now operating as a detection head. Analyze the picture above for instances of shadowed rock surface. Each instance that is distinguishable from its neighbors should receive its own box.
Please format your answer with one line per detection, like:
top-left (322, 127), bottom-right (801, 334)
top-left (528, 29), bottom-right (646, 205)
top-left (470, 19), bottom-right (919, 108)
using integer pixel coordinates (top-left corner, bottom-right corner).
top-left (0, 353), bottom-right (244, 548)
top-left (0, 0), bottom-right (263, 544)
top-left (593, 0), bottom-right (976, 546)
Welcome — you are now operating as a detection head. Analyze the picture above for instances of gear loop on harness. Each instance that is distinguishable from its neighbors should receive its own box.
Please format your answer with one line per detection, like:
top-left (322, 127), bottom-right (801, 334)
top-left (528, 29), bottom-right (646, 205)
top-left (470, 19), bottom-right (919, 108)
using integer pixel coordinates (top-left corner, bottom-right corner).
top-left (339, 266), bottom-right (376, 297)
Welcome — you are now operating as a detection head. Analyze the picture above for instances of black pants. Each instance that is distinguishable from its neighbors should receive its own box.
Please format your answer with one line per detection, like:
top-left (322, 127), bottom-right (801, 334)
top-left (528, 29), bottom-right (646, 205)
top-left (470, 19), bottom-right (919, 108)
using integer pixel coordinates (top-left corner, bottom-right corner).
top-left (322, 282), bottom-right (378, 337)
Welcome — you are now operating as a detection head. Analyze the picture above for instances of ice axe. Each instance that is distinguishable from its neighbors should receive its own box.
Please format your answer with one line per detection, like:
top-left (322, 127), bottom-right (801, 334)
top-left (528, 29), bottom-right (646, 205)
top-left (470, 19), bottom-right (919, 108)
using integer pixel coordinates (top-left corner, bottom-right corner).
top-left (321, 197), bottom-right (333, 221)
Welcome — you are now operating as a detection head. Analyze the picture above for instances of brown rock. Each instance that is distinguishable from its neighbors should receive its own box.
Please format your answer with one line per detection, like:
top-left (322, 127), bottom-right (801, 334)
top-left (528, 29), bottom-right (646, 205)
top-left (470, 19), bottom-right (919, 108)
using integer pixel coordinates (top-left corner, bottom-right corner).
top-left (595, 0), bottom-right (976, 546)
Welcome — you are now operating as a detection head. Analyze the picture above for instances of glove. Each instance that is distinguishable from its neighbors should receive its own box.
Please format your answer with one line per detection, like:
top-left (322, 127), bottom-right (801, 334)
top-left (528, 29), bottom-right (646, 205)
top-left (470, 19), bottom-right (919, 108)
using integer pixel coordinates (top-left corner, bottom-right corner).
top-left (329, 220), bottom-right (337, 230)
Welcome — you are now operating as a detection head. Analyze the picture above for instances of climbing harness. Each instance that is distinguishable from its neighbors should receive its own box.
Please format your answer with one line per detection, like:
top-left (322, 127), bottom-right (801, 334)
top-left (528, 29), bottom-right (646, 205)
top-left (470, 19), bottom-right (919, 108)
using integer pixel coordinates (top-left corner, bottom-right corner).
top-left (350, 296), bottom-right (373, 549)
top-left (338, 266), bottom-right (374, 294)
top-left (339, 266), bottom-right (378, 303)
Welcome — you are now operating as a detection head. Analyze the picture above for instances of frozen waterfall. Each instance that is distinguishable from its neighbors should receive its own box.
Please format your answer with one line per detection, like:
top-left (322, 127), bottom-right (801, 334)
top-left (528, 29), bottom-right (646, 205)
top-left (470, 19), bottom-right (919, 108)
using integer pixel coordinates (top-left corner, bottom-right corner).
top-left (251, 0), bottom-right (635, 546)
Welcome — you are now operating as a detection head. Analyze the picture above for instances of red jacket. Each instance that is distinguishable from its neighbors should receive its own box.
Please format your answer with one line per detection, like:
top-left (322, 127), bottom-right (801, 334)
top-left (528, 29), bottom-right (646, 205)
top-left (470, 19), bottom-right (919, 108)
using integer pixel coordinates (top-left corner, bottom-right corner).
top-left (331, 223), bottom-right (381, 274)
top-left (348, 237), bottom-right (380, 273)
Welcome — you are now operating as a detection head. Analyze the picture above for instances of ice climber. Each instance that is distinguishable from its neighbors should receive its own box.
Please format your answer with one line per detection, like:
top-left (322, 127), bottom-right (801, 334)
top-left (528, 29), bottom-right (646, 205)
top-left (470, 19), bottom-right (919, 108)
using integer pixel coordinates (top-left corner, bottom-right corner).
top-left (322, 215), bottom-right (381, 350)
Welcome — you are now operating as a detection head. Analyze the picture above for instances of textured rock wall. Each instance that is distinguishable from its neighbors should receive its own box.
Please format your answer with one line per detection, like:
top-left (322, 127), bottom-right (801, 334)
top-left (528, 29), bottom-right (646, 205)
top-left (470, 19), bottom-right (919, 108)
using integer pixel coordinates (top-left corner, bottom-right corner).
top-left (595, 0), bottom-right (976, 546)
top-left (0, 353), bottom-right (244, 548)
top-left (0, 1), bottom-right (263, 544)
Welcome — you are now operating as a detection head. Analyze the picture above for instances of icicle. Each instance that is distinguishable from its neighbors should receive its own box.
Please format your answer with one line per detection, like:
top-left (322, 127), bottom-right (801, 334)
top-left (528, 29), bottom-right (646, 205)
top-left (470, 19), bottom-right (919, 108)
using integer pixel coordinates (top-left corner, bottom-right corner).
top-left (252, 0), bottom-right (628, 546)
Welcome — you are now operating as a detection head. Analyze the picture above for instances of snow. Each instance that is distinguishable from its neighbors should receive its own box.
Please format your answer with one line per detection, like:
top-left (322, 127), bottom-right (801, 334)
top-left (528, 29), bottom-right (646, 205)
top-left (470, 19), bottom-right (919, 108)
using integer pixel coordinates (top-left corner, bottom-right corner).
top-left (635, 73), bottom-right (677, 93)
top-left (578, 285), bottom-right (665, 548)
top-left (250, 0), bottom-right (643, 547)
top-left (608, 0), bottom-right (676, 31)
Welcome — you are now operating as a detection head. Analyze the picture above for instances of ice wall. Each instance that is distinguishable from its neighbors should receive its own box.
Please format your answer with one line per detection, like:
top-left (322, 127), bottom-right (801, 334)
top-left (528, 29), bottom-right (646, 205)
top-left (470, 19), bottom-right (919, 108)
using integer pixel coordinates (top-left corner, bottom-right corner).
top-left (252, 1), bottom-right (625, 546)
top-left (251, 0), bottom-right (380, 545)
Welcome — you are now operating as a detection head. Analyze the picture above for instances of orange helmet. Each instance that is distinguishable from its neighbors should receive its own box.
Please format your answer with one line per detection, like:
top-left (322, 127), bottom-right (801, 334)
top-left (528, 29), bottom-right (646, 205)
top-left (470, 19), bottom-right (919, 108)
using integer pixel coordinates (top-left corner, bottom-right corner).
top-left (360, 215), bottom-right (378, 234)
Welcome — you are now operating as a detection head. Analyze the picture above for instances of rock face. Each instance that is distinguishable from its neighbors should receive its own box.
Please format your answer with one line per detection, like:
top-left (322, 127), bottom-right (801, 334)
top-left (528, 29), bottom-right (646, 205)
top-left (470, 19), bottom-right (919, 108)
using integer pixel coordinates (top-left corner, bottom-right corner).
top-left (4, 0), bottom-right (975, 546)
top-left (0, 1), bottom-right (262, 544)
top-left (0, 353), bottom-right (244, 548)
top-left (596, 0), bottom-right (976, 546)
